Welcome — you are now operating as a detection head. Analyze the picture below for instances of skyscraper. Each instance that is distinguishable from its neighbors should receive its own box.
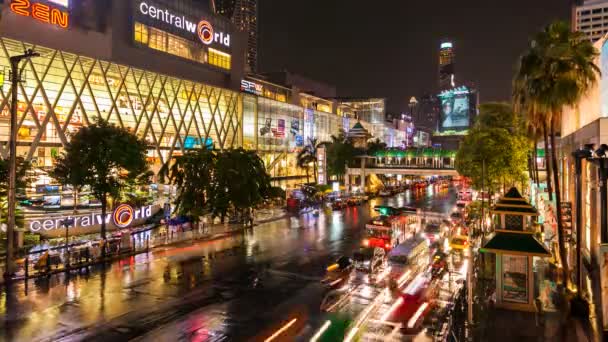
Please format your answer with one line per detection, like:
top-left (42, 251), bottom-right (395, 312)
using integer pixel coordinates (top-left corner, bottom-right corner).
top-left (438, 40), bottom-right (455, 91)
top-left (573, 0), bottom-right (608, 42)
top-left (213, 0), bottom-right (258, 72)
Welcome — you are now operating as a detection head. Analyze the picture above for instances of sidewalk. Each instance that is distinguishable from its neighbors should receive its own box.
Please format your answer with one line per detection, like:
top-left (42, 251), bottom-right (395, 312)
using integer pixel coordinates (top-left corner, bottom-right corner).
top-left (1, 208), bottom-right (288, 284)
top-left (484, 308), bottom-right (593, 341)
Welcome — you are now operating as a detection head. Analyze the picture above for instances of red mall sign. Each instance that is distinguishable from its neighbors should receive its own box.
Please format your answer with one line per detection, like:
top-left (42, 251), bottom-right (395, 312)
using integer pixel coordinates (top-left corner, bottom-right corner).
top-left (10, 0), bottom-right (69, 29)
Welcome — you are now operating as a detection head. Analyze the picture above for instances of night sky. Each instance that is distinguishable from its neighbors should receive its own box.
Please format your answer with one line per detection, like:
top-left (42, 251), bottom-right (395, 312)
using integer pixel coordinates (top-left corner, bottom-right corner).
top-left (258, 0), bottom-right (572, 114)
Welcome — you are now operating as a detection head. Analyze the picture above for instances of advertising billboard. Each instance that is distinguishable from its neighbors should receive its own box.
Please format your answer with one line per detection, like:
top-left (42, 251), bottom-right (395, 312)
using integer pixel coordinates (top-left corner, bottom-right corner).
top-left (601, 40), bottom-right (608, 117)
top-left (438, 86), bottom-right (473, 132)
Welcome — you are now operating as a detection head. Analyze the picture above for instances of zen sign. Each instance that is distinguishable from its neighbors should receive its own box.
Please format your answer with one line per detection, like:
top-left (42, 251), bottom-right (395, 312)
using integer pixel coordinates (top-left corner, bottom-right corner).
top-left (10, 0), bottom-right (70, 29)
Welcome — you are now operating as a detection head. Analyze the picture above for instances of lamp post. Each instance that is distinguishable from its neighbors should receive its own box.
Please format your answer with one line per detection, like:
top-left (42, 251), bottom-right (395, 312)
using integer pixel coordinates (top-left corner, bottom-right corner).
top-left (572, 145), bottom-right (594, 293)
top-left (4, 49), bottom-right (39, 280)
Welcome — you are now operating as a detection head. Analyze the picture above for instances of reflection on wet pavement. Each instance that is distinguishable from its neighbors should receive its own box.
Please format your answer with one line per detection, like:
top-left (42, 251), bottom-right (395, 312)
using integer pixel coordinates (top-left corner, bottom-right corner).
top-left (0, 185), bottom-right (456, 341)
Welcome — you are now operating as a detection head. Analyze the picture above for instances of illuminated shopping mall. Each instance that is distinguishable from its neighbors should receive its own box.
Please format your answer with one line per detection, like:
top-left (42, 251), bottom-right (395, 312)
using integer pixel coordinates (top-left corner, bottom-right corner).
top-left (0, 0), bottom-right (406, 205)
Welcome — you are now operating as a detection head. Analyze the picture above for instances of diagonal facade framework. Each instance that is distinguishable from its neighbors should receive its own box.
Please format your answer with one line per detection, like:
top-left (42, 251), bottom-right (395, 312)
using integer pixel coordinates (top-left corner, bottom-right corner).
top-left (0, 37), bottom-right (242, 168)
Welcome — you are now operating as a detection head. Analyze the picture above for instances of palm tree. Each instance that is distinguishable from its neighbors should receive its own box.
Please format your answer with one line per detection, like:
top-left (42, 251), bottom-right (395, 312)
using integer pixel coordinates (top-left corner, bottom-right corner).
top-left (296, 149), bottom-right (314, 184)
top-left (514, 21), bottom-right (599, 287)
top-left (296, 138), bottom-right (324, 184)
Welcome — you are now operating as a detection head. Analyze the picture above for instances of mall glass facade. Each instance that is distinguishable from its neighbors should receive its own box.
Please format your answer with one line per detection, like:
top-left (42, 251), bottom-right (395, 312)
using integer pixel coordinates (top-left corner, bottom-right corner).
top-left (0, 37), bottom-right (242, 173)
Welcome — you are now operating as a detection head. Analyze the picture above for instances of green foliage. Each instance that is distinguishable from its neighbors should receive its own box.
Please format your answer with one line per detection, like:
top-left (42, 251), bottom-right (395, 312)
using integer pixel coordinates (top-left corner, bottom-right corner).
top-left (212, 149), bottom-right (272, 219)
top-left (513, 20), bottom-right (600, 287)
top-left (366, 138), bottom-right (387, 156)
top-left (159, 149), bottom-right (216, 220)
top-left (297, 137), bottom-right (326, 184)
top-left (161, 148), bottom-right (273, 222)
top-left (54, 119), bottom-right (149, 238)
top-left (326, 130), bottom-right (360, 181)
top-left (456, 103), bottom-right (529, 192)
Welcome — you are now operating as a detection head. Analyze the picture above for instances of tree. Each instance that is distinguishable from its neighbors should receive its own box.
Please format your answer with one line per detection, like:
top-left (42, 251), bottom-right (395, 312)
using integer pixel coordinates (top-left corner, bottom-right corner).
top-left (513, 20), bottom-right (599, 287)
top-left (0, 158), bottom-right (30, 232)
top-left (455, 103), bottom-right (530, 193)
top-left (159, 149), bottom-right (216, 221)
top-left (326, 130), bottom-right (360, 182)
top-left (297, 138), bottom-right (331, 184)
top-left (366, 138), bottom-right (387, 156)
top-left (296, 147), bottom-right (315, 184)
top-left (212, 149), bottom-right (272, 223)
top-left (51, 151), bottom-right (87, 214)
top-left (56, 119), bottom-right (149, 241)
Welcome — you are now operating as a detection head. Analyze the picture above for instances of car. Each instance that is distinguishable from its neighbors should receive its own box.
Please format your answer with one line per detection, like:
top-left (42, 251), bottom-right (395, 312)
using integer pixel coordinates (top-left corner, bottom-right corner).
top-left (423, 223), bottom-right (443, 243)
top-left (379, 189), bottom-right (391, 197)
top-left (449, 235), bottom-right (469, 251)
top-left (332, 200), bottom-right (346, 210)
top-left (450, 211), bottom-right (463, 223)
top-left (347, 197), bottom-right (363, 206)
top-left (456, 201), bottom-right (467, 210)
top-left (322, 256), bottom-right (353, 289)
top-left (353, 247), bottom-right (386, 273)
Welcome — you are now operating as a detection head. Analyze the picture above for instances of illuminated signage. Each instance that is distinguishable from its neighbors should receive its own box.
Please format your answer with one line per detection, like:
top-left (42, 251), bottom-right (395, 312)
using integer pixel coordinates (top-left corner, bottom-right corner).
top-left (113, 204), bottom-right (135, 228)
top-left (29, 205), bottom-right (153, 232)
top-left (10, 0), bottom-right (69, 29)
top-left (138, 2), bottom-right (230, 47)
top-left (441, 42), bottom-right (453, 49)
top-left (241, 79), bottom-right (263, 96)
top-left (317, 147), bottom-right (327, 185)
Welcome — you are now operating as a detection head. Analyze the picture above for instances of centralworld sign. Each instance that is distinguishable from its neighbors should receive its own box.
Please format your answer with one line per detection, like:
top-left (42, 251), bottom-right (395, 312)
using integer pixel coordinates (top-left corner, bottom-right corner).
top-left (29, 204), bottom-right (153, 232)
top-left (137, 1), bottom-right (230, 48)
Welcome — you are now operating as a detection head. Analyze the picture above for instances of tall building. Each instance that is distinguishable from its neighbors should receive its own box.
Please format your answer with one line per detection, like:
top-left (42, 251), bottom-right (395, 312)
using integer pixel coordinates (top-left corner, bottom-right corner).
top-left (573, 0), bottom-right (608, 42)
top-left (214, 0), bottom-right (258, 72)
top-left (438, 40), bottom-right (455, 91)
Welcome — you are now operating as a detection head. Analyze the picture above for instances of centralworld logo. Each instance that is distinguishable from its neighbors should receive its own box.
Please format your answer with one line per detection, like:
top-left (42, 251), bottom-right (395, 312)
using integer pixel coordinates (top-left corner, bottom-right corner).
top-left (197, 20), bottom-right (214, 45)
top-left (113, 204), bottom-right (135, 228)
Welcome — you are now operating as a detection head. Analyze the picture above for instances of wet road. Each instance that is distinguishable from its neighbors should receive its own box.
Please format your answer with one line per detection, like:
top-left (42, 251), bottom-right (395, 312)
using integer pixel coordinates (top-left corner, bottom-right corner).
top-left (0, 184), bottom-right (456, 342)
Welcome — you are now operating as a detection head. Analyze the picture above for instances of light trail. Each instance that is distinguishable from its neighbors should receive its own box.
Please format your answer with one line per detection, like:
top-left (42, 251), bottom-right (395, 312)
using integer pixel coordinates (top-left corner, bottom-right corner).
top-left (310, 320), bottom-right (331, 342)
top-left (380, 297), bottom-right (404, 322)
top-left (404, 273), bottom-right (426, 295)
top-left (407, 302), bottom-right (429, 328)
top-left (397, 270), bottom-right (412, 287)
top-left (344, 327), bottom-right (359, 342)
top-left (264, 318), bottom-right (297, 342)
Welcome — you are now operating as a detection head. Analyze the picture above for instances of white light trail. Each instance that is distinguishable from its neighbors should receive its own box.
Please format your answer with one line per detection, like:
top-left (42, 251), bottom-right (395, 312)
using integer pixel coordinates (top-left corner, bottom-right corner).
top-left (264, 318), bottom-right (297, 342)
top-left (407, 302), bottom-right (429, 328)
top-left (404, 273), bottom-right (426, 295)
top-left (397, 270), bottom-right (412, 287)
top-left (310, 320), bottom-right (331, 342)
top-left (344, 327), bottom-right (359, 342)
top-left (381, 297), bottom-right (404, 322)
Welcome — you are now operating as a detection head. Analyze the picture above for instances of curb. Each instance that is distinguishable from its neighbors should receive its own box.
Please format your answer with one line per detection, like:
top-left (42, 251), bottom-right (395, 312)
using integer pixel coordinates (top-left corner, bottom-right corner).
top-left (1, 212), bottom-right (288, 285)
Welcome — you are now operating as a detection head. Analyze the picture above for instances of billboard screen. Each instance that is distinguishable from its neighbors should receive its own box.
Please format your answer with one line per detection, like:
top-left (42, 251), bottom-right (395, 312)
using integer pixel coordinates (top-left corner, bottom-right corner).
top-left (438, 86), bottom-right (473, 132)
top-left (601, 40), bottom-right (608, 117)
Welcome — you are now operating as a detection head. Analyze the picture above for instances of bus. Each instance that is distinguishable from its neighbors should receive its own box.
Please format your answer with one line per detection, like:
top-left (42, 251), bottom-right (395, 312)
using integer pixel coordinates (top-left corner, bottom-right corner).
top-left (387, 237), bottom-right (430, 274)
top-left (364, 215), bottom-right (399, 250)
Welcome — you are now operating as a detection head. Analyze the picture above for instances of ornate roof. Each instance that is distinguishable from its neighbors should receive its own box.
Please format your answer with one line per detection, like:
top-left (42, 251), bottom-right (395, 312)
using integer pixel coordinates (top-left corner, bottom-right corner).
top-left (347, 121), bottom-right (371, 139)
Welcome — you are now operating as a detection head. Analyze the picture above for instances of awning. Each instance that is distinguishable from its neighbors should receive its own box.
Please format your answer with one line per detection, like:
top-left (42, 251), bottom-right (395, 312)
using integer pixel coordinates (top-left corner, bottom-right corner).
top-left (480, 230), bottom-right (551, 257)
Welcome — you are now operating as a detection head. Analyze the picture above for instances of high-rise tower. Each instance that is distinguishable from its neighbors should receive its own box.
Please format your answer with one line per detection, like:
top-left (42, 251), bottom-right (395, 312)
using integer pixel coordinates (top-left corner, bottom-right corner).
top-left (213, 0), bottom-right (258, 72)
top-left (438, 40), bottom-right (455, 91)
top-left (573, 0), bottom-right (608, 42)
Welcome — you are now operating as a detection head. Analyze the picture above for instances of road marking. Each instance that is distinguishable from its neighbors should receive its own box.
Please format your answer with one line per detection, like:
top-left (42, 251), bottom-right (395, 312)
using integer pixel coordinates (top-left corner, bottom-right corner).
top-left (310, 320), bottom-right (331, 342)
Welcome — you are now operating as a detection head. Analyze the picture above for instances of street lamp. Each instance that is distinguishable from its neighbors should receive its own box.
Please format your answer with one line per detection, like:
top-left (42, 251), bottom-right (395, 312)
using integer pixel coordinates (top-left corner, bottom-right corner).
top-left (572, 144), bottom-right (594, 294)
top-left (4, 49), bottom-right (39, 280)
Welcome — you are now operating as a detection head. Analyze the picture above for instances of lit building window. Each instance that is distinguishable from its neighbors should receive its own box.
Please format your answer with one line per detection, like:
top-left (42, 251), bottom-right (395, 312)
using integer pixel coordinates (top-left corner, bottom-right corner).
top-left (133, 22), bottom-right (208, 66)
top-left (208, 48), bottom-right (231, 70)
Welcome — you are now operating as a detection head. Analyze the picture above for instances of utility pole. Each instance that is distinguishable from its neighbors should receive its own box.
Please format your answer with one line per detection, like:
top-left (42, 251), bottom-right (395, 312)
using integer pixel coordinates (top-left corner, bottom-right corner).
top-left (4, 49), bottom-right (39, 280)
